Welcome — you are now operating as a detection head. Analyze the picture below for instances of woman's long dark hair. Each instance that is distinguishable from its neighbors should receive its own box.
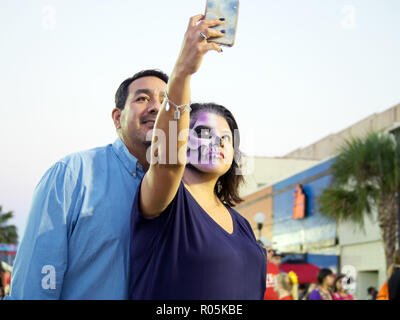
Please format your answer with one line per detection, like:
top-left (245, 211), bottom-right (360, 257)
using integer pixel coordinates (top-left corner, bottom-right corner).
top-left (189, 103), bottom-right (244, 207)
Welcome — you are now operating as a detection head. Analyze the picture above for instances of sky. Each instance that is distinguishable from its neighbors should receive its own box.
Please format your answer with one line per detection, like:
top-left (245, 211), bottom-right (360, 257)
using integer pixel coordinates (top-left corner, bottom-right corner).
top-left (1, 0), bottom-right (400, 239)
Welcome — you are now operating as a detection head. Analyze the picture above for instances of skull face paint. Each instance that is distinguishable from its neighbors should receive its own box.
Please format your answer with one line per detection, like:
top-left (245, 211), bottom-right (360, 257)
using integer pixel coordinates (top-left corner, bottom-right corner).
top-left (187, 112), bottom-right (234, 176)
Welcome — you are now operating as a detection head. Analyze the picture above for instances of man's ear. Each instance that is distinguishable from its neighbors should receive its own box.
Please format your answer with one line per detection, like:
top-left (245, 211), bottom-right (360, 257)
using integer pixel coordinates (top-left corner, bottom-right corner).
top-left (112, 108), bottom-right (122, 129)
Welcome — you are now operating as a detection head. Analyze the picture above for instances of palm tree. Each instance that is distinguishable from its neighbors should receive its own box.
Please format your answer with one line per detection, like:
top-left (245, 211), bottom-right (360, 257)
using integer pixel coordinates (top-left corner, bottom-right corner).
top-left (0, 206), bottom-right (18, 244)
top-left (318, 131), bottom-right (400, 268)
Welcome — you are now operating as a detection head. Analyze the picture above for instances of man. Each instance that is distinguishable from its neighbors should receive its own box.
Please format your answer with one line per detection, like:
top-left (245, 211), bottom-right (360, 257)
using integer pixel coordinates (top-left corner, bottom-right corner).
top-left (367, 286), bottom-right (378, 300)
top-left (5, 13), bottom-right (223, 300)
top-left (271, 250), bottom-right (283, 268)
top-left (258, 239), bottom-right (280, 300)
top-left (5, 69), bottom-right (168, 299)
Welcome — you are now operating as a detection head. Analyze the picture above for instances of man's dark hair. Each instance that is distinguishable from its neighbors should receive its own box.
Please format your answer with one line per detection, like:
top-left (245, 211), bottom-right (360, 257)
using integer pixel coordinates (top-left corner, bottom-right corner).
top-left (367, 286), bottom-right (376, 294)
top-left (115, 69), bottom-right (169, 110)
top-left (189, 103), bottom-right (244, 207)
top-left (317, 268), bottom-right (333, 285)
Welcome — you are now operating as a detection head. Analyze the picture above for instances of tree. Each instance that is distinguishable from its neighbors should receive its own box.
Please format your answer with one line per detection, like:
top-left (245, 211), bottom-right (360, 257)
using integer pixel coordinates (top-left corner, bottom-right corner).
top-left (0, 206), bottom-right (18, 244)
top-left (318, 131), bottom-right (400, 268)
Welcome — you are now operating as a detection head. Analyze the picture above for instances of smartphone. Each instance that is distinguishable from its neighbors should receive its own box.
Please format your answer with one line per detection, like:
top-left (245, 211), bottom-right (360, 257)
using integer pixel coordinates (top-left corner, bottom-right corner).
top-left (205, 0), bottom-right (240, 47)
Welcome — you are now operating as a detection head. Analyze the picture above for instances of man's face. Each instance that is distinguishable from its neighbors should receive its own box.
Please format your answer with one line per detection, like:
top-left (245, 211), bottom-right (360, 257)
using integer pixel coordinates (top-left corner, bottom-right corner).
top-left (271, 255), bottom-right (282, 266)
top-left (113, 76), bottom-right (166, 151)
top-left (266, 247), bottom-right (273, 261)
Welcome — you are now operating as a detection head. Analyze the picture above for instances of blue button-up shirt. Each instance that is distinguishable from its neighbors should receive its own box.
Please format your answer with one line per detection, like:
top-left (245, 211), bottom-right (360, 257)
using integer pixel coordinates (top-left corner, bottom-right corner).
top-left (5, 138), bottom-right (144, 299)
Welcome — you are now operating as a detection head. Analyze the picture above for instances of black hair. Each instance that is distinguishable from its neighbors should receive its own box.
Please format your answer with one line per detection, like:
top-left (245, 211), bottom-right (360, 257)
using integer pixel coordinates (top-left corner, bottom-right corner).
top-left (189, 103), bottom-right (244, 207)
top-left (114, 69), bottom-right (169, 110)
top-left (333, 274), bottom-right (345, 292)
top-left (317, 268), bottom-right (333, 285)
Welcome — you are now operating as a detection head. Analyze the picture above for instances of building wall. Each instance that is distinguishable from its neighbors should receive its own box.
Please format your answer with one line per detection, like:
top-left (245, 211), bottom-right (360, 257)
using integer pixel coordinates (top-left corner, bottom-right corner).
top-left (340, 241), bottom-right (386, 300)
top-left (236, 186), bottom-right (273, 241)
top-left (338, 210), bottom-right (386, 299)
top-left (272, 158), bottom-right (337, 253)
top-left (239, 157), bottom-right (319, 197)
top-left (237, 158), bottom-right (338, 254)
top-left (284, 103), bottom-right (400, 160)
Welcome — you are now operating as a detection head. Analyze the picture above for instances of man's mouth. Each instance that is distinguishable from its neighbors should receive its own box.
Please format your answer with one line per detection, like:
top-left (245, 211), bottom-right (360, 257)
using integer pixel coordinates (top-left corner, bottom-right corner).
top-left (142, 119), bottom-right (156, 128)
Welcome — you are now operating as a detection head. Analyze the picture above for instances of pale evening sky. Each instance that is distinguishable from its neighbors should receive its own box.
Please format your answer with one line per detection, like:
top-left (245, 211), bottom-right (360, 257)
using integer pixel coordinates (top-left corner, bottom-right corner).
top-left (1, 0), bottom-right (400, 238)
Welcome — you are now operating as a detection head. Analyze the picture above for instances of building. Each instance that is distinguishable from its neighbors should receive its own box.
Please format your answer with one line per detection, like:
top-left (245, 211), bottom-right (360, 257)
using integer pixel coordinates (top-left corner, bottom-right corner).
top-left (237, 103), bottom-right (400, 299)
top-left (237, 158), bottom-right (340, 277)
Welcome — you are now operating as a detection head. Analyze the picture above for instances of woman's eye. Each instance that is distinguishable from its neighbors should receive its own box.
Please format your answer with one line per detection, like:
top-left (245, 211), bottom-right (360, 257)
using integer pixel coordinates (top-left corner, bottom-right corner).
top-left (222, 135), bottom-right (231, 142)
top-left (201, 130), bottom-right (211, 138)
top-left (194, 127), bottom-right (212, 139)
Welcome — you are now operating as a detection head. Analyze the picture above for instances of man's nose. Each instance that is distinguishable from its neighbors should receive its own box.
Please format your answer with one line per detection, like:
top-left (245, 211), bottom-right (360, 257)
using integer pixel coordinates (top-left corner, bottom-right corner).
top-left (147, 99), bottom-right (162, 114)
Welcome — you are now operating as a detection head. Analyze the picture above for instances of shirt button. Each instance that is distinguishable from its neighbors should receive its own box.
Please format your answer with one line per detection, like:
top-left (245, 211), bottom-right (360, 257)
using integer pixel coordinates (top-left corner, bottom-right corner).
top-left (132, 172), bottom-right (136, 177)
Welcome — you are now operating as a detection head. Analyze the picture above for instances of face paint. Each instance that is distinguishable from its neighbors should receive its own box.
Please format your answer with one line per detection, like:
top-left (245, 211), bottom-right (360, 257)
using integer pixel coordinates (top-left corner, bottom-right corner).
top-left (186, 112), bottom-right (234, 174)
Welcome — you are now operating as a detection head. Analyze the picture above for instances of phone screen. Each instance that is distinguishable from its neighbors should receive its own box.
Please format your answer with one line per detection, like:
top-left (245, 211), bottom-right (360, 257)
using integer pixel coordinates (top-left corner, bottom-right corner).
top-left (205, 0), bottom-right (240, 47)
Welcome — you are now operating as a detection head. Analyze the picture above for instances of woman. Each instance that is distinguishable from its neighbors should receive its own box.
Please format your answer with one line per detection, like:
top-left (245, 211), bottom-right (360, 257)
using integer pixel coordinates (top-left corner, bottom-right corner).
top-left (275, 272), bottom-right (299, 300)
top-left (129, 14), bottom-right (267, 300)
top-left (332, 274), bottom-right (354, 300)
top-left (378, 249), bottom-right (400, 300)
top-left (308, 268), bottom-right (334, 300)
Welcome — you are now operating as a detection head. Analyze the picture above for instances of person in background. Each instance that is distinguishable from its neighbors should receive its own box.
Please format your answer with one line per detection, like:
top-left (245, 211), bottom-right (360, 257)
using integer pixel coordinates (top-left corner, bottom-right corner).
top-left (332, 274), bottom-right (354, 300)
top-left (271, 250), bottom-right (283, 268)
top-left (264, 251), bottom-right (280, 300)
top-left (308, 268), bottom-right (334, 300)
top-left (275, 271), bottom-right (299, 300)
top-left (302, 283), bottom-right (317, 300)
top-left (367, 287), bottom-right (378, 300)
top-left (376, 249), bottom-right (400, 300)
top-left (298, 283), bottom-right (307, 300)
top-left (388, 248), bottom-right (400, 300)
top-left (259, 239), bottom-right (279, 300)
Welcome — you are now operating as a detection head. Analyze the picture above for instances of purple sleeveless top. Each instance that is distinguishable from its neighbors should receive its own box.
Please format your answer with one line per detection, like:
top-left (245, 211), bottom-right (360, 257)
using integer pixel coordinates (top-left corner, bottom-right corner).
top-left (129, 181), bottom-right (267, 300)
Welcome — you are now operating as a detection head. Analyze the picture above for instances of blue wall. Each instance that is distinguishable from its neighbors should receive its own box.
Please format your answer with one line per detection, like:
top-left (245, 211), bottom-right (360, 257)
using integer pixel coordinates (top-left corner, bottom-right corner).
top-left (307, 254), bottom-right (338, 270)
top-left (272, 158), bottom-right (337, 245)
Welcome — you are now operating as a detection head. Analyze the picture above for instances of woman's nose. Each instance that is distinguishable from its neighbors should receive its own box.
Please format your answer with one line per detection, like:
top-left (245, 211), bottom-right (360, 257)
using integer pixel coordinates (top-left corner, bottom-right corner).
top-left (211, 135), bottom-right (224, 148)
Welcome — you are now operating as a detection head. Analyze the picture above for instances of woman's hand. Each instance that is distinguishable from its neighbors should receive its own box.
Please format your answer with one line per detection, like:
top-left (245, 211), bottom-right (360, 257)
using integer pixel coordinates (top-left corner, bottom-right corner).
top-left (140, 14), bottom-right (225, 219)
top-left (174, 14), bottom-right (225, 77)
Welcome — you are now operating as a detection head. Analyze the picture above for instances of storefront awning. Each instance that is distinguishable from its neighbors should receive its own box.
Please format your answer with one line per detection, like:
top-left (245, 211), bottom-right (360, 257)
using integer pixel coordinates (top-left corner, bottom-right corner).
top-left (280, 263), bottom-right (321, 284)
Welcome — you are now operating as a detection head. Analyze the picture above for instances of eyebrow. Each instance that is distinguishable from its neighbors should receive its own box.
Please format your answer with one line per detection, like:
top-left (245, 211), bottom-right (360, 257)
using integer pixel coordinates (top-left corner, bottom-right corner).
top-left (194, 125), bottom-right (232, 136)
top-left (133, 89), bottom-right (165, 98)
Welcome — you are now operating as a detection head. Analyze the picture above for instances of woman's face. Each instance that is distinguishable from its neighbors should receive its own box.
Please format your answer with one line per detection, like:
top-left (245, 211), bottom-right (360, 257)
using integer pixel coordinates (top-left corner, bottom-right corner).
top-left (187, 111), bottom-right (234, 176)
top-left (324, 274), bottom-right (335, 287)
top-left (336, 278), bottom-right (343, 291)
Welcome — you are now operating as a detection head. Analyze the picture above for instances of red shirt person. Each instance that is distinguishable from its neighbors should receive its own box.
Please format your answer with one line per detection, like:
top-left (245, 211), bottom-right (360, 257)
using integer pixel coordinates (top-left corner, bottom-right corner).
top-left (264, 261), bottom-right (280, 300)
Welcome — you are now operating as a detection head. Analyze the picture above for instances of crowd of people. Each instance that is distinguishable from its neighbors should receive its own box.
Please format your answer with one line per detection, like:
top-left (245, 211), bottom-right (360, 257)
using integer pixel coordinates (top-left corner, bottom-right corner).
top-left (260, 241), bottom-right (400, 300)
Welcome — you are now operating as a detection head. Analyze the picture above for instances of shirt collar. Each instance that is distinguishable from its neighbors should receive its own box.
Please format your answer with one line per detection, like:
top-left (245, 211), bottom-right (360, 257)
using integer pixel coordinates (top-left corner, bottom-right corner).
top-left (112, 138), bottom-right (144, 178)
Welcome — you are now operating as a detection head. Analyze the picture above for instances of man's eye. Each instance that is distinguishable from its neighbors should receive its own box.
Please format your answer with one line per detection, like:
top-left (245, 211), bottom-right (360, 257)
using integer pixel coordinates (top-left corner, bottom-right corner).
top-left (136, 96), bottom-right (149, 102)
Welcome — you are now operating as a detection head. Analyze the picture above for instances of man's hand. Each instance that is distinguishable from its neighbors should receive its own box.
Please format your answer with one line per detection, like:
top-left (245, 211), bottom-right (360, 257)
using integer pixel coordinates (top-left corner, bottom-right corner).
top-left (174, 14), bottom-right (225, 77)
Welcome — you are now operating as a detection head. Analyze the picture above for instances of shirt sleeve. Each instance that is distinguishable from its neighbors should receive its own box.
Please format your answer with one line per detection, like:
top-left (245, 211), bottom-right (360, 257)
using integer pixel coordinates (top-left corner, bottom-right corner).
top-left (4, 161), bottom-right (80, 300)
